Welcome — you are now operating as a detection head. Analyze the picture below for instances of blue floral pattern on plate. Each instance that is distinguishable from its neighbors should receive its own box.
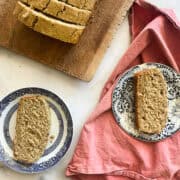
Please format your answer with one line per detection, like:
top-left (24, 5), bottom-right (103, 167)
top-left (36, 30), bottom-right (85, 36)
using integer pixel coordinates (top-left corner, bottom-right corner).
top-left (112, 63), bottom-right (180, 142)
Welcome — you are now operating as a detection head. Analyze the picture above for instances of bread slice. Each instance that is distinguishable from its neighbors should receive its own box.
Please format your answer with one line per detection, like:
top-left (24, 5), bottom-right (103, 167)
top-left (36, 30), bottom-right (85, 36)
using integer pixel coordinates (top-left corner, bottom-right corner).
top-left (59, 0), bottom-right (97, 10)
top-left (20, 0), bottom-right (91, 25)
top-left (14, 1), bottom-right (85, 44)
top-left (134, 68), bottom-right (168, 134)
top-left (13, 95), bottom-right (50, 164)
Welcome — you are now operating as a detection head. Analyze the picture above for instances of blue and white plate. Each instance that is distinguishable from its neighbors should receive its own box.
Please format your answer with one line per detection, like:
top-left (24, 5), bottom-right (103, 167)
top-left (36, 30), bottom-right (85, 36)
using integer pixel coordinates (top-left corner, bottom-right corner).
top-left (0, 88), bottom-right (73, 173)
top-left (112, 63), bottom-right (180, 142)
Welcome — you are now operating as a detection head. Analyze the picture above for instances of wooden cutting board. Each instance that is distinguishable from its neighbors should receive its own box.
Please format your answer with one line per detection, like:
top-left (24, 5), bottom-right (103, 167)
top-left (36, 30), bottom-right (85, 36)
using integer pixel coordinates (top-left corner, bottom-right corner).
top-left (0, 0), bottom-right (133, 81)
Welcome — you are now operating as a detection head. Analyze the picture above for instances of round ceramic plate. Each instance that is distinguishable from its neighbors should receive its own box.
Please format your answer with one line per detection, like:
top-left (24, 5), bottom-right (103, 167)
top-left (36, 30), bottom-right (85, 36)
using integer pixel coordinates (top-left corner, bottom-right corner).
top-left (0, 88), bottom-right (73, 173)
top-left (112, 63), bottom-right (180, 142)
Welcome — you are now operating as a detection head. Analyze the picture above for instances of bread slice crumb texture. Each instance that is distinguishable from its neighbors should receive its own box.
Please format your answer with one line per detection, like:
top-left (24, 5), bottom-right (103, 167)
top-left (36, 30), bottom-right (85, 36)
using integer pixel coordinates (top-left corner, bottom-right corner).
top-left (14, 1), bottom-right (85, 44)
top-left (13, 95), bottom-right (50, 164)
top-left (134, 68), bottom-right (168, 134)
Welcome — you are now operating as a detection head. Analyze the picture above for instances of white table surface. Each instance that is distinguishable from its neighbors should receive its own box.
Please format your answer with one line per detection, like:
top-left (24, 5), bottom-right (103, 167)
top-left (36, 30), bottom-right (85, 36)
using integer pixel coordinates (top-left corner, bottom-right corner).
top-left (0, 0), bottom-right (179, 180)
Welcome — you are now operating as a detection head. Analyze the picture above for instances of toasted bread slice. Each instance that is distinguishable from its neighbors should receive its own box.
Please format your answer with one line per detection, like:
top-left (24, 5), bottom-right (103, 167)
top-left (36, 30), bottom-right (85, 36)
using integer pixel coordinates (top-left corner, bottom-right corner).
top-left (14, 1), bottom-right (85, 44)
top-left (134, 68), bottom-right (168, 134)
top-left (21, 0), bottom-right (91, 25)
top-left (13, 95), bottom-right (50, 164)
top-left (59, 0), bottom-right (97, 10)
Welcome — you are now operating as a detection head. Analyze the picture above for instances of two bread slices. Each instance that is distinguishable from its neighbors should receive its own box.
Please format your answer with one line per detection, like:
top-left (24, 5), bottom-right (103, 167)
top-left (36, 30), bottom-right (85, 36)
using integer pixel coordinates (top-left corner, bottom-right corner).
top-left (14, 0), bottom-right (97, 43)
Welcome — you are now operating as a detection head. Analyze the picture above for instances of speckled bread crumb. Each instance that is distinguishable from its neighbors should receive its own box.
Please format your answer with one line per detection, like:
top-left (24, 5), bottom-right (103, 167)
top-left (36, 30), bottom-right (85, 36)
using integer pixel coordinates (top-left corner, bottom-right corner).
top-left (14, 1), bottom-right (85, 44)
top-left (134, 68), bottom-right (168, 134)
top-left (20, 0), bottom-right (92, 25)
top-left (13, 95), bottom-right (50, 164)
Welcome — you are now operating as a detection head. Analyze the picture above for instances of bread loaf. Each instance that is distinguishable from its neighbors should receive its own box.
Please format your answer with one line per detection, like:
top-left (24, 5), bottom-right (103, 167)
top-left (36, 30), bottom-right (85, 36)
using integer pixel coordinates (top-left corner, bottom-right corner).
top-left (13, 96), bottom-right (50, 164)
top-left (14, 1), bottom-right (85, 44)
top-left (134, 68), bottom-right (168, 134)
top-left (20, 0), bottom-right (91, 25)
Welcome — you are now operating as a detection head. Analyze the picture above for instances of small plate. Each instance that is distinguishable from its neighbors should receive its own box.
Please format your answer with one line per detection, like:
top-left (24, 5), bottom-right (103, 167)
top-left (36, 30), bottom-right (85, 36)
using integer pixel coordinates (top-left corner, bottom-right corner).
top-left (0, 87), bottom-right (73, 173)
top-left (112, 63), bottom-right (180, 142)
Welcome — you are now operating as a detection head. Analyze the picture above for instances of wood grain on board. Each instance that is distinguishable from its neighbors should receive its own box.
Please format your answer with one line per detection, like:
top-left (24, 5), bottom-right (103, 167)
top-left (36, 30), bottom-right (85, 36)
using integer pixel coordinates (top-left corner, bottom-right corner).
top-left (0, 0), bottom-right (133, 81)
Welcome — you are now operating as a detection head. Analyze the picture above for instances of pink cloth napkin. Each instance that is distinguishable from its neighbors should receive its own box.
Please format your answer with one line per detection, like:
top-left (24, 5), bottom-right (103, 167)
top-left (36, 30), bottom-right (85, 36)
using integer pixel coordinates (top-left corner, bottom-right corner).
top-left (66, 0), bottom-right (180, 179)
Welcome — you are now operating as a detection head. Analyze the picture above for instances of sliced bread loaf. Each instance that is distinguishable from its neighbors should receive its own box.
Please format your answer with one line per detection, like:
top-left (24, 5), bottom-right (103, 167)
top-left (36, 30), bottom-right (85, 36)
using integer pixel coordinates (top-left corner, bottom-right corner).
top-left (21, 0), bottom-right (91, 25)
top-left (14, 1), bottom-right (85, 44)
top-left (13, 96), bottom-right (50, 164)
top-left (134, 68), bottom-right (168, 134)
top-left (59, 0), bottom-right (97, 10)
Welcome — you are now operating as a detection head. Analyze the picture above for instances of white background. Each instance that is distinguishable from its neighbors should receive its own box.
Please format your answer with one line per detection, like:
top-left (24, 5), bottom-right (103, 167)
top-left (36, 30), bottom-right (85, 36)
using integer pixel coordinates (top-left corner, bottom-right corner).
top-left (0, 0), bottom-right (179, 180)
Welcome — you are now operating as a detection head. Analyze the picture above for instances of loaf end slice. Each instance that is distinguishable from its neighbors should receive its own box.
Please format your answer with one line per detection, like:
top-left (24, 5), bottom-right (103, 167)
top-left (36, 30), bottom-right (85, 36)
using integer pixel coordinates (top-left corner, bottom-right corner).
top-left (13, 95), bottom-right (50, 164)
top-left (134, 68), bottom-right (168, 134)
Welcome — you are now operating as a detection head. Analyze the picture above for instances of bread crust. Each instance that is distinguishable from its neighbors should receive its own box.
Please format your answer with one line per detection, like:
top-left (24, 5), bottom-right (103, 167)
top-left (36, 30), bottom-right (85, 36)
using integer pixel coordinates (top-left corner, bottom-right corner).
top-left (59, 0), bottom-right (97, 10)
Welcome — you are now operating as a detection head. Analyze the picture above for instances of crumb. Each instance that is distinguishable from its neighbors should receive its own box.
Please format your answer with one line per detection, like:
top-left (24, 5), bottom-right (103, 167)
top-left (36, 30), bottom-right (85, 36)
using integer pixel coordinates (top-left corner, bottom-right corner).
top-left (49, 135), bottom-right (55, 143)
top-left (50, 135), bottom-right (54, 139)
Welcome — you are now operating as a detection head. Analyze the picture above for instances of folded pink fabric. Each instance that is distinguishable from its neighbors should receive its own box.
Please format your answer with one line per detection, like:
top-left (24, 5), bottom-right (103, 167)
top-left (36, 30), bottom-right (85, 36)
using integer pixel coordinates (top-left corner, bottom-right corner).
top-left (66, 0), bottom-right (180, 180)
